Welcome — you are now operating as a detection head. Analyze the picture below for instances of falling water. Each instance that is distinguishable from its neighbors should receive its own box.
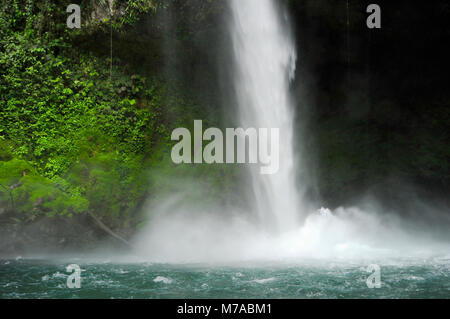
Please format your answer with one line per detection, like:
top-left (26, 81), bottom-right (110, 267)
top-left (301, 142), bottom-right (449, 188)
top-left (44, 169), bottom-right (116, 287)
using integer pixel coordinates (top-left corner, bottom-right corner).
top-left (229, 0), bottom-right (300, 232)
top-left (132, 0), bottom-right (449, 263)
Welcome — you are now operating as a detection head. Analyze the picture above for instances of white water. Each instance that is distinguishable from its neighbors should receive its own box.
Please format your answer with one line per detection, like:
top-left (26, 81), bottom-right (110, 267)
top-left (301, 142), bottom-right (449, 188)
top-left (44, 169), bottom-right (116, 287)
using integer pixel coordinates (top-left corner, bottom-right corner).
top-left (229, 0), bottom-right (300, 232)
top-left (132, 0), bottom-right (449, 263)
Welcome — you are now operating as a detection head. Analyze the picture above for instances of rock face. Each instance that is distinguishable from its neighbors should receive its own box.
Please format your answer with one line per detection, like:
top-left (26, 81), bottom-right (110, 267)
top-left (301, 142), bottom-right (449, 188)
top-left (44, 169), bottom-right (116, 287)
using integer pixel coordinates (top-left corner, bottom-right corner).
top-left (88, 0), bottom-right (133, 24)
top-left (90, 0), bottom-right (114, 23)
top-left (0, 214), bottom-right (109, 257)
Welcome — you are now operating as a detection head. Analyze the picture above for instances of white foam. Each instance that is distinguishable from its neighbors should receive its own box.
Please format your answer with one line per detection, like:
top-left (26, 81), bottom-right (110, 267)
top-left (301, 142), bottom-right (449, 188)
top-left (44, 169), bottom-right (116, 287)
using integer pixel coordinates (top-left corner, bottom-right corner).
top-left (153, 276), bottom-right (173, 284)
top-left (252, 277), bottom-right (276, 284)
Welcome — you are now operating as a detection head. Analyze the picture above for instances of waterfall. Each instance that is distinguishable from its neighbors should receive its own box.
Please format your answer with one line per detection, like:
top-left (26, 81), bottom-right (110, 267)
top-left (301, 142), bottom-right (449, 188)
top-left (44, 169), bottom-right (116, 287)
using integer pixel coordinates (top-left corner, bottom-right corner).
top-left (228, 0), bottom-right (300, 232)
top-left (133, 0), bottom-right (305, 263)
top-left (133, 1), bottom-right (449, 263)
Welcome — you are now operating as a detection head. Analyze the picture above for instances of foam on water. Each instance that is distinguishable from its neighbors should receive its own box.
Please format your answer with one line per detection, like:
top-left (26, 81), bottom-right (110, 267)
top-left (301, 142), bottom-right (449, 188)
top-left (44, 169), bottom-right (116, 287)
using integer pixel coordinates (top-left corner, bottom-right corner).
top-left (133, 203), bottom-right (448, 263)
top-left (1, 259), bottom-right (449, 298)
top-left (153, 276), bottom-right (173, 284)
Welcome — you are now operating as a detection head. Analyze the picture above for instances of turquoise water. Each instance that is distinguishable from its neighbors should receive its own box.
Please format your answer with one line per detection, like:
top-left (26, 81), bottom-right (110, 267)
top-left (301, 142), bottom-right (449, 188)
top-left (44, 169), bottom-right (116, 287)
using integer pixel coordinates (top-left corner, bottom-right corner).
top-left (1, 257), bottom-right (449, 298)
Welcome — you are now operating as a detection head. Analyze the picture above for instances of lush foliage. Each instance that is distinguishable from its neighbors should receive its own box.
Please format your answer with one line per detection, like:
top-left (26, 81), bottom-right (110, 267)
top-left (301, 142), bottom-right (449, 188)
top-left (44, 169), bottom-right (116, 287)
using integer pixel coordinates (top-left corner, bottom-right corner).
top-left (0, 0), bottom-right (226, 234)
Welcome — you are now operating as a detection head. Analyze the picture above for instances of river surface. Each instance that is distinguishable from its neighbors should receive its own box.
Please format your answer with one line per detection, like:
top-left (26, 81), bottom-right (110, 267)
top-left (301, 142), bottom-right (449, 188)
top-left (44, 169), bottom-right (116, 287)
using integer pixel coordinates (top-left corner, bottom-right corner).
top-left (1, 257), bottom-right (449, 298)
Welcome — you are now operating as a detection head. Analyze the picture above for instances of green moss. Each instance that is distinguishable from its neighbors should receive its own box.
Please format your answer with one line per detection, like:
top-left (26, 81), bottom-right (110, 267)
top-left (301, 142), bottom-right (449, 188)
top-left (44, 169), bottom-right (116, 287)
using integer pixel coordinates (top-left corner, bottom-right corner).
top-left (0, 158), bottom-right (88, 219)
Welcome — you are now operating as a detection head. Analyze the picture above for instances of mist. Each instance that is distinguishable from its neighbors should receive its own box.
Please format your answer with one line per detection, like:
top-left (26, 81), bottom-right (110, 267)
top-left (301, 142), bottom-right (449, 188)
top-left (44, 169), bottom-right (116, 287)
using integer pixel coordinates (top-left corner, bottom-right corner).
top-left (129, 0), bottom-right (449, 265)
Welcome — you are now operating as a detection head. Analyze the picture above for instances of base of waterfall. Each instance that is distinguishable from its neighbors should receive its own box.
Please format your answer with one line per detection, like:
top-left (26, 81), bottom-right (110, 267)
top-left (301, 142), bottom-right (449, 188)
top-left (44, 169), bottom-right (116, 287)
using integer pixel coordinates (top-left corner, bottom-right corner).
top-left (131, 203), bottom-right (449, 264)
top-left (2, 203), bottom-right (448, 298)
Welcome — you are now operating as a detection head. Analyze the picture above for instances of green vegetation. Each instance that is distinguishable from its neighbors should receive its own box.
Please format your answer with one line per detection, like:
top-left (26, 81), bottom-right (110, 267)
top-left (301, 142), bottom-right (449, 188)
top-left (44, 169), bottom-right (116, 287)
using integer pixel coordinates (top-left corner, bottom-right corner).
top-left (1, 0), bottom-right (448, 248)
top-left (0, 0), bottom-right (227, 239)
